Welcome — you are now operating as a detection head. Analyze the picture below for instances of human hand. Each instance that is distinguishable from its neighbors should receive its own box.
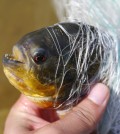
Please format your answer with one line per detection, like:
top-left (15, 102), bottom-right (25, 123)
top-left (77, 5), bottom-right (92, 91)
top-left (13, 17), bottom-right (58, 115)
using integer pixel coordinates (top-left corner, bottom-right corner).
top-left (4, 83), bottom-right (109, 134)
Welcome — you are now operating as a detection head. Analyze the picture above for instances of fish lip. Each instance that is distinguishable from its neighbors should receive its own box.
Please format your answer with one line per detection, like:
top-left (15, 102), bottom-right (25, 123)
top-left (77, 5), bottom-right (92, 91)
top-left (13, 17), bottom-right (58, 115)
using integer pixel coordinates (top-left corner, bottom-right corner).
top-left (2, 54), bottom-right (24, 67)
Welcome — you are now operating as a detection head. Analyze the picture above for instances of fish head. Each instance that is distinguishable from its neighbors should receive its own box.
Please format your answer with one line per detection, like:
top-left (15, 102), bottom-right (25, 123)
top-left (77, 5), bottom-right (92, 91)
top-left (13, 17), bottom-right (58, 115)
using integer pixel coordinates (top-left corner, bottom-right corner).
top-left (3, 22), bottom-right (103, 109)
top-left (2, 24), bottom-right (78, 108)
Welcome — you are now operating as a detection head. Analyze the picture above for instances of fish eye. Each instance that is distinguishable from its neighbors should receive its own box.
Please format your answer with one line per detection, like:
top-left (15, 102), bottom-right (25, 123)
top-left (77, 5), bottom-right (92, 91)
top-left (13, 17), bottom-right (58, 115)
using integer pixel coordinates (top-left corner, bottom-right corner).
top-left (33, 48), bottom-right (47, 64)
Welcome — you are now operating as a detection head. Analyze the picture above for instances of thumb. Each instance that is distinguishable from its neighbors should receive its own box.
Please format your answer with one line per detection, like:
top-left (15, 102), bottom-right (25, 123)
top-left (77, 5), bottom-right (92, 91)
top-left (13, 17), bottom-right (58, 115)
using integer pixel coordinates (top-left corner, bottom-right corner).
top-left (38, 83), bottom-right (110, 134)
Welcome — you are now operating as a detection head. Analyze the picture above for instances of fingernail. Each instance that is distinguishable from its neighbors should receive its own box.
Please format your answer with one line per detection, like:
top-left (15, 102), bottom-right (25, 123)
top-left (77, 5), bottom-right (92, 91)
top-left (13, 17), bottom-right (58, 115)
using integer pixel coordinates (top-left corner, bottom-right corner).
top-left (88, 83), bottom-right (109, 105)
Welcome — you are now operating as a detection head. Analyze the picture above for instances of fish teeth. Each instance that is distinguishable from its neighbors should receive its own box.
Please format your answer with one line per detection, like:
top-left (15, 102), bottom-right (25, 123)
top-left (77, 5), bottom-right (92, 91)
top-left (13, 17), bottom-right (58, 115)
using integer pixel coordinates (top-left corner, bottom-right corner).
top-left (4, 53), bottom-right (23, 63)
top-left (5, 54), bottom-right (9, 57)
top-left (5, 54), bottom-right (16, 61)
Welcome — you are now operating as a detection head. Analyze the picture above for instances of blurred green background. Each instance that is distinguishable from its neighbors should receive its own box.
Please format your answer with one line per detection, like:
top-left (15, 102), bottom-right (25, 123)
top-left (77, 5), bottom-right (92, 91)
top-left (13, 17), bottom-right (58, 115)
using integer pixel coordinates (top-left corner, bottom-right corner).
top-left (0, 0), bottom-right (57, 133)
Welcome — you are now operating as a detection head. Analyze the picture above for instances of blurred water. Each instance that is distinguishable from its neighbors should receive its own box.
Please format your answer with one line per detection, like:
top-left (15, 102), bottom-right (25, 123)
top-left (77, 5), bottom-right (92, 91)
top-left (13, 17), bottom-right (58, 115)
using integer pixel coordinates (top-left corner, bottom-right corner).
top-left (0, 0), bottom-right (57, 133)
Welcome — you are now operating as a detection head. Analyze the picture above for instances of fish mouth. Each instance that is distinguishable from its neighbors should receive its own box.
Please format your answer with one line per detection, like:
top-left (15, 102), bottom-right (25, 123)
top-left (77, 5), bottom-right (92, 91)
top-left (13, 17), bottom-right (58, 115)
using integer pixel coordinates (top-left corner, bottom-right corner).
top-left (3, 53), bottom-right (24, 67)
top-left (3, 44), bottom-right (26, 67)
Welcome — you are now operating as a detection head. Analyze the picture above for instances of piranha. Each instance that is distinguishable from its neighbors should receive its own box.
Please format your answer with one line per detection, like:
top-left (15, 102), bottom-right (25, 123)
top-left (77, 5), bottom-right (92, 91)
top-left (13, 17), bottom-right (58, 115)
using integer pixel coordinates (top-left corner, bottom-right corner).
top-left (3, 22), bottom-right (106, 110)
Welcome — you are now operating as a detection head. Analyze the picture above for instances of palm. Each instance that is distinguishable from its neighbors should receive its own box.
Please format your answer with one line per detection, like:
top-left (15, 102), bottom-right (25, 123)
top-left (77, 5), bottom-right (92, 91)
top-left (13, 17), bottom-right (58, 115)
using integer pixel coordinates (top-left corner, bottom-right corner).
top-left (4, 95), bottom-right (59, 134)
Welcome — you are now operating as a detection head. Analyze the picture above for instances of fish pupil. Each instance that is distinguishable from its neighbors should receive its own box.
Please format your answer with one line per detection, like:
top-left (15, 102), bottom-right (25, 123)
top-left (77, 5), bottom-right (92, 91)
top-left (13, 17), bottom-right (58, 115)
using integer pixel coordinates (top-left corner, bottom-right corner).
top-left (34, 54), bottom-right (46, 63)
top-left (33, 48), bottom-right (47, 64)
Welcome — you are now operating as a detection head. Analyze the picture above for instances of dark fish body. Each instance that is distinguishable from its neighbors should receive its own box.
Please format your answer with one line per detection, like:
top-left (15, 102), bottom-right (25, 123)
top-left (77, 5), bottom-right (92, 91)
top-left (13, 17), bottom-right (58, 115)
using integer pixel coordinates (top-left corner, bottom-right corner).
top-left (3, 22), bottom-right (106, 109)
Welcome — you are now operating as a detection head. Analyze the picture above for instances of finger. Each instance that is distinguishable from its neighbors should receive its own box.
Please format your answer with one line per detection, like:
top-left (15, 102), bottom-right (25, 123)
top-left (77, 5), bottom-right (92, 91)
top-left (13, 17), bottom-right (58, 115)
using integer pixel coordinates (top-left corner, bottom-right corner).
top-left (35, 83), bottom-right (109, 134)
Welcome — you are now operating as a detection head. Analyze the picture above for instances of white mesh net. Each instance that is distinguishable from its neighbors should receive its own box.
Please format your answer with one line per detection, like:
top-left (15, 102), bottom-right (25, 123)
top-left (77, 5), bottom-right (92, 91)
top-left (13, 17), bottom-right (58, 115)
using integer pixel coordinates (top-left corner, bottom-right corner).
top-left (53, 0), bottom-right (120, 134)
